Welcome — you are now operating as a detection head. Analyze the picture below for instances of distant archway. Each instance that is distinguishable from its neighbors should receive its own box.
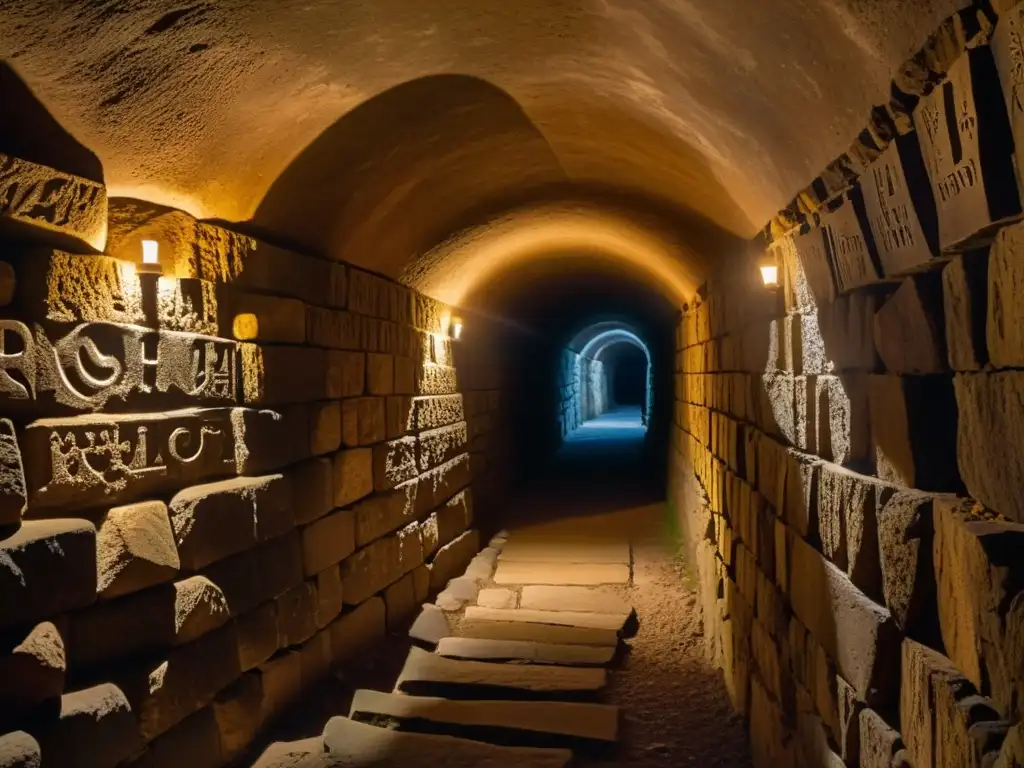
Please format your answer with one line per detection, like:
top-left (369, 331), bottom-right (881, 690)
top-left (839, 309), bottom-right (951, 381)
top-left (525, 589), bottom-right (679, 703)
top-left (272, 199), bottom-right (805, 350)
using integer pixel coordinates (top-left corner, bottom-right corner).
top-left (571, 323), bottom-right (653, 430)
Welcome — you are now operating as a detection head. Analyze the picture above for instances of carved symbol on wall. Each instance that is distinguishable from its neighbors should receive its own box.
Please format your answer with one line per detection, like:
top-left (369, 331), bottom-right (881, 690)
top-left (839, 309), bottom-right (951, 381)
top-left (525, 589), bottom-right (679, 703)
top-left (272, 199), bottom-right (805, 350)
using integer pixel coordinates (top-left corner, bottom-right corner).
top-left (48, 424), bottom-right (162, 497)
top-left (0, 320), bottom-right (36, 400)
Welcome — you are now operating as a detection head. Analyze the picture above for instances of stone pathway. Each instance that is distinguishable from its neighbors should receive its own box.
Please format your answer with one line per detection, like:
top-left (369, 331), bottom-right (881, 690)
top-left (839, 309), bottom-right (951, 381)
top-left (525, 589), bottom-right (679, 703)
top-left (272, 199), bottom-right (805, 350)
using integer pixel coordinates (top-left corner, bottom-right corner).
top-left (250, 524), bottom-right (638, 766)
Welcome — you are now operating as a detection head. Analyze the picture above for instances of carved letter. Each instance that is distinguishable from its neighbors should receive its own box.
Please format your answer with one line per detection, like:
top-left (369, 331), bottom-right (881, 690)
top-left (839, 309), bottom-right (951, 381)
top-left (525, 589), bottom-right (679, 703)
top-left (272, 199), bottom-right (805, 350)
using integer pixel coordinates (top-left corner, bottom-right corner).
top-left (0, 320), bottom-right (36, 400)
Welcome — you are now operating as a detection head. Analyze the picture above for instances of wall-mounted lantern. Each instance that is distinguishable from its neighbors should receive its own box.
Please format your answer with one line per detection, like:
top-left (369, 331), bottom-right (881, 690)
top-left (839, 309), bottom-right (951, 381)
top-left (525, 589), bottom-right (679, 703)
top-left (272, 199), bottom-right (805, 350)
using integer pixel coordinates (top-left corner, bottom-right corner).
top-left (450, 315), bottom-right (463, 341)
top-left (138, 239), bottom-right (162, 275)
top-left (757, 251), bottom-right (779, 289)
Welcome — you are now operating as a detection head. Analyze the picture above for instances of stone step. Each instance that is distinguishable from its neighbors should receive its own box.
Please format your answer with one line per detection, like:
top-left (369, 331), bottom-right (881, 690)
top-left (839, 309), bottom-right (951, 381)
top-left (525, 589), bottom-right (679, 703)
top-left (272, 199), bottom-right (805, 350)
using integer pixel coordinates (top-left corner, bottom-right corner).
top-left (436, 637), bottom-right (616, 666)
top-left (323, 716), bottom-right (572, 766)
top-left (492, 561), bottom-right (630, 586)
top-left (519, 585), bottom-right (632, 615)
top-left (457, 618), bottom-right (620, 647)
top-left (497, 540), bottom-right (630, 564)
top-left (348, 689), bottom-right (620, 751)
top-left (464, 606), bottom-right (628, 632)
top-left (395, 646), bottom-right (606, 700)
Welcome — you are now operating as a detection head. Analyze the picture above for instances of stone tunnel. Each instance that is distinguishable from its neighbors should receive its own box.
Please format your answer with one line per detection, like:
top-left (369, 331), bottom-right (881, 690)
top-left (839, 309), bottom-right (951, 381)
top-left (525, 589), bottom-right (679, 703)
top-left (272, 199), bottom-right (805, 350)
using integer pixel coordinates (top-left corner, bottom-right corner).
top-left (2, 0), bottom-right (1024, 766)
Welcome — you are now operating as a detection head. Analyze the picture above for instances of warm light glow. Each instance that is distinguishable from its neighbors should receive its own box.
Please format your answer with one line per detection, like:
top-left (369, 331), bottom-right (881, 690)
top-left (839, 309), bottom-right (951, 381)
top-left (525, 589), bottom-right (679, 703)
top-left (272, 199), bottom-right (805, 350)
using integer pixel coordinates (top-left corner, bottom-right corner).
top-left (760, 264), bottom-right (779, 288)
top-left (142, 240), bottom-right (160, 265)
top-left (439, 312), bottom-right (452, 336)
top-left (451, 317), bottom-right (463, 340)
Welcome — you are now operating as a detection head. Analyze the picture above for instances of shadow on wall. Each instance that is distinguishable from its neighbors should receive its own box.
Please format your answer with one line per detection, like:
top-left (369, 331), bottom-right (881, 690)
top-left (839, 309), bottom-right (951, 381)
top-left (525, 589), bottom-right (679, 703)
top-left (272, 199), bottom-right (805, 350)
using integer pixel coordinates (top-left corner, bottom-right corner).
top-left (249, 74), bottom-right (567, 278)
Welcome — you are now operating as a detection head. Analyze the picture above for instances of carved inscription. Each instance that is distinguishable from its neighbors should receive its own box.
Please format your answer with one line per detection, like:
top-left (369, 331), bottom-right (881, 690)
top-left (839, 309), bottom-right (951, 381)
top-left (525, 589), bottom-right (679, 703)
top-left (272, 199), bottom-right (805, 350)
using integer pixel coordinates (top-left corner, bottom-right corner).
top-left (0, 418), bottom-right (28, 523)
top-left (0, 322), bottom-right (237, 410)
top-left (0, 154), bottom-right (108, 250)
top-left (861, 141), bottom-right (936, 276)
top-left (22, 407), bottom-right (277, 511)
top-left (821, 193), bottom-right (880, 293)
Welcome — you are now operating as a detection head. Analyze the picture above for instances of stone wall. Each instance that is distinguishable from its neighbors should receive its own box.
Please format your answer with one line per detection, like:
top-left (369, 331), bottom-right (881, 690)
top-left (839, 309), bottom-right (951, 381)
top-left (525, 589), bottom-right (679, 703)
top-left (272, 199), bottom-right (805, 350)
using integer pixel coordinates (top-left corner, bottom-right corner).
top-left (671, 9), bottom-right (1024, 768)
top-left (555, 348), bottom-right (608, 437)
top-left (0, 161), bottom-right (511, 764)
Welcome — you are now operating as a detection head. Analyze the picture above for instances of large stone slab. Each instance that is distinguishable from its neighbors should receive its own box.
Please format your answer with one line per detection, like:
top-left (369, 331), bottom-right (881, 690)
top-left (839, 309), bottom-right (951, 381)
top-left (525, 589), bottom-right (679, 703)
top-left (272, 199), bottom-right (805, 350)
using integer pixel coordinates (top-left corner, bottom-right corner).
top-left (519, 585), bottom-right (630, 615)
top-left (988, 221), bottom-right (1024, 368)
top-left (497, 540), bottom-right (630, 565)
top-left (353, 488), bottom-right (414, 548)
top-left (492, 562), bottom-right (630, 586)
top-left (96, 500), bottom-right (180, 599)
top-left (349, 689), bottom-right (618, 750)
top-left (877, 490), bottom-right (939, 635)
top-left (411, 394), bottom-right (465, 430)
top-left (0, 621), bottom-right (65, 713)
top-left (395, 646), bottom-right (606, 700)
top-left (323, 716), bottom-right (571, 766)
top-left (859, 707), bottom-right (905, 768)
top-left (328, 597), bottom-right (385, 664)
top-left (0, 731), bottom-right (40, 768)
top-left (0, 518), bottom-right (96, 628)
top-left (463, 606), bottom-right (628, 633)
top-left (436, 637), bottom-right (615, 666)
top-left (409, 603), bottom-right (450, 646)
top-left (418, 422), bottom-right (468, 474)
top-left (0, 419), bottom-right (27, 526)
top-left (457, 618), bottom-right (619, 647)
top-left (873, 273), bottom-right (946, 374)
top-left (942, 250), bottom-right (989, 370)
top-left (428, 528), bottom-right (479, 590)
top-left (37, 683), bottom-right (142, 768)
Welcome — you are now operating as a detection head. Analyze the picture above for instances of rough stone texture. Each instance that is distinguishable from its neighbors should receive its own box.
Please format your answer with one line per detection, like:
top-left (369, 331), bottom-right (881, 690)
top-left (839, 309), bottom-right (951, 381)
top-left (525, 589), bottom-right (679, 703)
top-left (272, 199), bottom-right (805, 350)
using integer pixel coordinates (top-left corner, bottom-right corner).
top-left (0, 621), bottom-right (65, 712)
top-left (301, 508), bottom-right (355, 576)
top-left (873, 273), bottom-right (946, 373)
top-left (96, 500), bottom-right (180, 599)
top-left (202, 531), bottom-right (304, 619)
top-left (257, 650), bottom-right (303, 727)
top-left (170, 474), bottom-right (291, 570)
top-left (0, 419), bottom-right (27, 526)
top-left (211, 673), bottom-right (262, 763)
top-left (942, 251), bottom-right (988, 371)
top-left (341, 534), bottom-right (405, 605)
top-left (988, 221), bottom-right (1024, 368)
top-left (384, 571), bottom-right (418, 630)
top-left (418, 422), bottom-right (469, 473)
top-left (366, 353), bottom-right (394, 396)
top-left (0, 518), bottom-right (96, 628)
top-left (235, 601), bottom-right (279, 672)
top-left (222, 292), bottom-right (306, 343)
top-left (409, 603), bottom-right (451, 646)
top-left (956, 372), bottom-right (1024, 522)
top-left (174, 575), bottom-right (231, 645)
top-left (328, 596), bottom-right (385, 663)
top-left (372, 436), bottom-right (418, 492)
top-left (859, 707), bottom-right (904, 768)
top-left (327, 351), bottom-right (365, 399)
top-left (276, 581), bottom-right (319, 648)
top-left (342, 397), bottom-right (386, 447)
top-left (308, 401), bottom-right (342, 456)
top-left (291, 457), bottom-right (333, 526)
top-left (353, 488), bottom-right (414, 547)
top-left (0, 731), bottom-right (40, 768)
top-left (39, 683), bottom-right (142, 768)
top-left (877, 490), bottom-right (938, 634)
top-left (333, 448), bottom-right (373, 508)
top-left (429, 529), bottom-right (481, 590)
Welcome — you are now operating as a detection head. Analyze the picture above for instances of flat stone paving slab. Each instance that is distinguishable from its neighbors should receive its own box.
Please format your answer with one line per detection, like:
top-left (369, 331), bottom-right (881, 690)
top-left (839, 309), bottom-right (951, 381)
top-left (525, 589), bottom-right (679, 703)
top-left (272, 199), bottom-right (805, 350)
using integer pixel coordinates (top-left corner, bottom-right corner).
top-left (477, 588), bottom-right (518, 608)
top-left (323, 716), bottom-right (572, 767)
top-left (464, 606), bottom-right (628, 632)
top-left (497, 540), bottom-right (630, 564)
top-left (436, 637), bottom-right (616, 666)
top-left (457, 618), bottom-right (620, 647)
top-left (492, 562), bottom-right (630, 586)
top-left (348, 689), bottom-right (619, 749)
top-left (395, 646), bottom-right (606, 700)
top-left (408, 604), bottom-right (450, 646)
top-left (520, 585), bottom-right (632, 615)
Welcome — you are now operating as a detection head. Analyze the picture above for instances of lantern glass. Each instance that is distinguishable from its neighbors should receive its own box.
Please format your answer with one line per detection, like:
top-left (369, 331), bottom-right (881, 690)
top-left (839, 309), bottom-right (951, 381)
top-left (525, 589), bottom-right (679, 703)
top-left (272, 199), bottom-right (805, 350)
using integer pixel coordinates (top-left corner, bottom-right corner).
top-left (142, 240), bottom-right (160, 265)
top-left (760, 264), bottom-right (779, 288)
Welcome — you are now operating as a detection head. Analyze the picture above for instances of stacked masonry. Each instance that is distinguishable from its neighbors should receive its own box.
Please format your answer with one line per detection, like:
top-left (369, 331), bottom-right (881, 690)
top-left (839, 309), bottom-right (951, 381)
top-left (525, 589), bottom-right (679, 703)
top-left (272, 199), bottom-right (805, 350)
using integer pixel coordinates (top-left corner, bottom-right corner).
top-left (672, 8), bottom-right (1024, 768)
top-left (250, 530), bottom-right (634, 765)
top-left (556, 348), bottom-right (608, 438)
top-left (0, 154), bottom-right (513, 765)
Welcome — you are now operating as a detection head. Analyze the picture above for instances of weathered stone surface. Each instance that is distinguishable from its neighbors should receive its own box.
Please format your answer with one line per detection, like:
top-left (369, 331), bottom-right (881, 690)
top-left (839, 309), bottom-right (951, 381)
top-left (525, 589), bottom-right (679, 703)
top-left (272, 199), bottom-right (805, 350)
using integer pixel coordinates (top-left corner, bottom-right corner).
top-left (235, 601), bottom-right (278, 672)
top-left (118, 624), bottom-right (240, 741)
top-left (0, 518), bottom-right (96, 628)
top-left (873, 274), bottom-right (946, 373)
top-left (366, 353), bottom-right (394, 395)
top-left (457, 617), bottom-right (619, 647)
top-left (142, 706), bottom-right (222, 768)
top-left (386, 395), bottom-right (413, 439)
top-left (409, 603), bottom-right (450, 646)
top-left (414, 453), bottom-right (471, 516)
top-left (341, 397), bottom-right (385, 447)
top-left (418, 422), bottom-right (468, 473)
top-left (38, 683), bottom-right (141, 768)
top-left (859, 707), bottom-right (904, 768)
top-left (275, 581), bottom-right (318, 648)
top-left (174, 575), bottom-right (230, 645)
top-left (224, 292), bottom-right (305, 343)
top-left (498, 539), bottom-right (629, 565)
top-left (791, 226), bottom-right (837, 306)
top-left (314, 565), bottom-right (343, 629)
top-left (812, 374), bottom-right (869, 465)
top-left (749, 674), bottom-right (797, 768)
top-left (478, 588), bottom-right (517, 609)
top-left (0, 419), bottom-right (26, 526)
top-left (96, 500), bottom-right (179, 599)
top-left (341, 534), bottom-right (404, 605)
top-left (301, 508), bottom-right (355, 576)
top-left (437, 637), bottom-right (614, 667)
top-left (292, 457), bottom-right (333, 526)
top-left (869, 374), bottom-right (960, 491)
top-left (396, 645), bottom-right (605, 700)
top-left (306, 307), bottom-right (360, 350)
top-left (210, 673), bottom-right (262, 763)
top-left (170, 474), bottom-right (291, 570)
top-left (943, 252), bottom-right (988, 371)
top-left (353, 488), bottom-right (414, 547)
top-left (783, 450), bottom-right (818, 539)
top-left (877, 490), bottom-right (939, 634)
top-left (429, 529), bottom-right (480, 589)
top-left (299, 630), bottom-right (332, 692)
top-left (464, 606), bottom-right (628, 633)
top-left (0, 154), bottom-right (107, 251)
top-left (372, 436), bottom-right (418, 492)
top-left (332, 448), bottom-right (373, 507)
top-left (250, 737), bottom-right (325, 768)
top-left (308, 401), bottom-right (341, 457)
top-left (242, 344), bottom-right (327, 405)
top-left (955, 372), bottom-right (1024, 521)
top-left (788, 535), bottom-right (899, 703)
top-left (0, 621), bottom-right (65, 712)
top-left (419, 364), bottom-right (458, 395)
top-left (0, 731), bottom-right (40, 768)
top-left (257, 650), bottom-right (303, 726)
top-left (231, 406), bottom-right (306, 476)
top-left (326, 350), bottom-right (365, 399)
top-left (492, 561), bottom-right (630, 587)
top-left (933, 497), bottom-right (1024, 714)
top-left (991, 223), bottom-right (1024, 367)
top-left (384, 571), bottom-right (417, 631)
top-left (328, 596), bottom-right (385, 663)
top-left (202, 531), bottom-right (304, 618)
top-left (324, 715), bottom-right (571, 766)
top-left (393, 356), bottom-right (415, 395)
top-left (436, 575), bottom-right (479, 611)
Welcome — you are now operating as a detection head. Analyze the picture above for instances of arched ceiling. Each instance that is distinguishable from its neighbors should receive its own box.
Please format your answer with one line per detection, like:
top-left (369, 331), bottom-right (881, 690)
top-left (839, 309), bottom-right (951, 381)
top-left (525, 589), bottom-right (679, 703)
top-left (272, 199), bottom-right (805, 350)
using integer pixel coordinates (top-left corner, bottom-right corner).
top-left (3, 0), bottom-right (964, 300)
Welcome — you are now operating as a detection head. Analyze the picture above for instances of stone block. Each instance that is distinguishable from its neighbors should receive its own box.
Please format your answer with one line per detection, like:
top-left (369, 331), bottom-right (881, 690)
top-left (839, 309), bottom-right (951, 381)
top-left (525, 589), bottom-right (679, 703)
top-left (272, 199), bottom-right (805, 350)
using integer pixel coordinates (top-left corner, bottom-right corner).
top-left (308, 401), bottom-right (342, 456)
top-left (749, 674), bottom-right (797, 768)
top-left (788, 535), bottom-right (899, 704)
top-left (386, 395), bottom-right (413, 439)
top-left (783, 450), bottom-right (818, 538)
top-left (773, 519), bottom-right (790, 593)
top-left (202, 531), bottom-right (303, 618)
top-left (228, 238), bottom-right (333, 306)
top-left (0, 419), bottom-right (26, 526)
top-left (291, 457), bottom-right (333, 526)
top-left (306, 307), bottom-right (360, 350)
top-left (223, 292), bottom-right (305, 343)
top-left (326, 351), bottom-right (365, 398)
top-left (354, 487), bottom-right (415, 547)
top-left (170, 474), bottom-right (290, 571)
top-left (428, 529), bottom-right (479, 590)
top-left (418, 422), bottom-right (468, 474)
top-left (933, 497), bottom-right (1024, 714)
top-left (366, 353), bottom-right (394, 396)
top-left (328, 597), bottom-right (385, 664)
top-left (877, 490), bottom-right (939, 635)
top-left (241, 344), bottom-right (326, 405)
top-left (0, 518), bottom-right (96, 628)
top-left (869, 374), bottom-right (960, 491)
top-left (38, 683), bottom-right (141, 768)
top-left (232, 406), bottom-right (307, 476)
top-left (341, 535), bottom-right (404, 605)
top-left (836, 676), bottom-right (862, 764)
top-left (394, 356), bottom-right (415, 395)
top-left (859, 707), bottom-right (905, 768)
top-left (372, 437), bottom-right (418, 492)
top-left (384, 572), bottom-right (417, 631)
top-left (817, 463), bottom-right (893, 599)
top-left (144, 706), bottom-right (221, 768)
top-left (419, 364), bottom-right (457, 395)
top-left (275, 581), bottom-right (318, 648)
top-left (118, 624), bottom-right (240, 741)
top-left (301, 508), bottom-right (355, 576)
top-left (257, 650), bottom-right (303, 726)
top-left (412, 564), bottom-right (430, 604)
top-left (341, 397), bottom-right (386, 447)
top-left (96, 500), bottom-right (179, 599)
top-left (756, 434), bottom-right (786, 514)
top-left (943, 251), bottom-right (989, 370)
top-left (0, 621), bottom-right (65, 713)
top-left (790, 226), bottom-right (838, 306)
top-left (174, 575), bottom-right (231, 645)
top-left (235, 601), bottom-right (278, 672)
top-left (760, 373), bottom-right (795, 444)
top-left (333, 448), bottom-right (373, 507)
top-left (314, 565), bottom-right (343, 629)
top-left (0, 731), bottom-right (40, 768)
top-left (873, 273), bottom-right (946, 373)
top-left (300, 630), bottom-right (332, 691)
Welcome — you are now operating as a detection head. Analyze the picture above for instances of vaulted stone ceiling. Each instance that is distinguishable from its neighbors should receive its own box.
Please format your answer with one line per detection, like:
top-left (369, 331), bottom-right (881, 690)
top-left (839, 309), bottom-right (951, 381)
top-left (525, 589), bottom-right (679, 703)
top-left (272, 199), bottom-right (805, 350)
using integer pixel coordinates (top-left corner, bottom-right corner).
top-left (3, 0), bottom-right (965, 301)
